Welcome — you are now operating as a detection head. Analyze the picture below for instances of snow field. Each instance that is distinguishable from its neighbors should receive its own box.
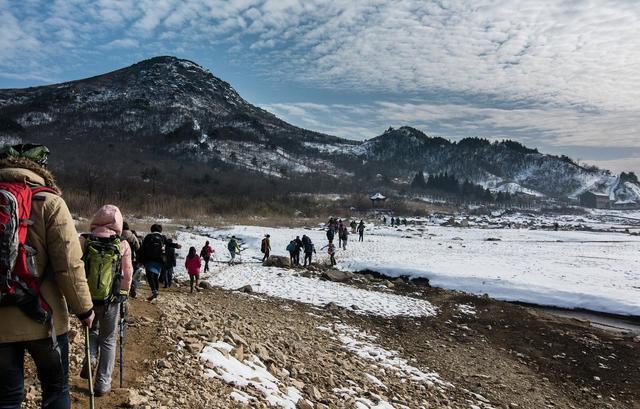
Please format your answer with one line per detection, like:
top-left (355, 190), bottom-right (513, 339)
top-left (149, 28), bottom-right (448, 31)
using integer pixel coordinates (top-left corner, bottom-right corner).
top-left (175, 221), bottom-right (640, 316)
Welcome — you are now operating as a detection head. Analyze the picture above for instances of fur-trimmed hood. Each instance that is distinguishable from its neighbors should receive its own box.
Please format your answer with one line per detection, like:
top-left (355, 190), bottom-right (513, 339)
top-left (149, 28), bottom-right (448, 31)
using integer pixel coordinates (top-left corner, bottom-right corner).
top-left (0, 157), bottom-right (61, 193)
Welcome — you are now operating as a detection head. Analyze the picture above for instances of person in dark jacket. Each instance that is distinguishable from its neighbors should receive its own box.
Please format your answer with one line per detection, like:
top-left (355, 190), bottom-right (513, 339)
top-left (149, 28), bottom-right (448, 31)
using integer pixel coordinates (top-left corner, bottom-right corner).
top-left (357, 220), bottom-right (366, 242)
top-left (140, 224), bottom-right (165, 301)
top-left (326, 228), bottom-right (335, 244)
top-left (163, 238), bottom-right (181, 288)
top-left (200, 241), bottom-right (214, 272)
top-left (303, 238), bottom-right (316, 267)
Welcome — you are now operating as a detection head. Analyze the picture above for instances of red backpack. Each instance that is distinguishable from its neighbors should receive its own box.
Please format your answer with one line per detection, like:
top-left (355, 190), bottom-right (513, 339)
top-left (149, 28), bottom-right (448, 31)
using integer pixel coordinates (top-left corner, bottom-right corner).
top-left (0, 182), bottom-right (56, 325)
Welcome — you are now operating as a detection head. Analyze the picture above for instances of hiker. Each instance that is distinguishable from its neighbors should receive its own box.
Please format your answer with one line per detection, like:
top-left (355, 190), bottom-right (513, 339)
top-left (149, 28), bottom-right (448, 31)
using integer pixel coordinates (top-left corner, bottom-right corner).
top-left (261, 234), bottom-right (271, 262)
top-left (163, 238), bottom-right (181, 288)
top-left (340, 226), bottom-right (349, 250)
top-left (303, 237), bottom-right (316, 267)
top-left (80, 204), bottom-right (133, 397)
top-left (326, 227), bottom-right (335, 244)
top-left (287, 240), bottom-right (297, 265)
top-left (357, 220), bottom-right (365, 242)
top-left (327, 241), bottom-right (336, 266)
top-left (185, 247), bottom-right (201, 293)
top-left (402, 218), bottom-right (407, 226)
top-left (228, 236), bottom-right (241, 265)
top-left (294, 236), bottom-right (303, 266)
top-left (382, 216), bottom-right (387, 224)
top-left (139, 224), bottom-right (165, 301)
top-left (200, 241), bottom-right (214, 272)
top-left (130, 261), bottom-right (144, 299)
top-left (0, 144), bottom-right (94, 408)
top-left (390, 217), bottom-right (395, 226)
top-left (121, 222), bottom-right (140, 261)
top-left (350, 220), bottom-right (357, 234)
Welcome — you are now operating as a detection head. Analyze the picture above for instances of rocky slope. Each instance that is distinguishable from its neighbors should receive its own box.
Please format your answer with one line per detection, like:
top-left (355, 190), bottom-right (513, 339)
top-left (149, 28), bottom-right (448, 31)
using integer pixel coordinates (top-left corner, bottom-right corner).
top-left (0, 56), bottom-right (637, 203)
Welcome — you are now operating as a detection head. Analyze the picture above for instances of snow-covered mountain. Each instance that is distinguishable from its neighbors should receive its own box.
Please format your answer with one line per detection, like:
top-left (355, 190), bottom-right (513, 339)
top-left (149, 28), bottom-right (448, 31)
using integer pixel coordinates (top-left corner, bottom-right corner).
top-left (0, 56), bottom-right (637, 203)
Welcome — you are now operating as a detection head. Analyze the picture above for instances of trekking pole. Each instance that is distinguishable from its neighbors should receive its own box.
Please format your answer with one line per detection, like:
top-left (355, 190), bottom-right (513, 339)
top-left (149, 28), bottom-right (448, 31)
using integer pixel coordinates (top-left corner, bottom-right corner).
top-left (119, 302), bottom-right (126, 388)
top-left (85, 325), bottom-right (95, 409)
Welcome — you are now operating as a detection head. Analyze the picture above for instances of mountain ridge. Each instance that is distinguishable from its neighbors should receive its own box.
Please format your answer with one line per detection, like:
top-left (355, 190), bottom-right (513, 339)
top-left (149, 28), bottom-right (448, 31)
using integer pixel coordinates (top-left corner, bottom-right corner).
top-left (0, 56), bottom-right (637, 205)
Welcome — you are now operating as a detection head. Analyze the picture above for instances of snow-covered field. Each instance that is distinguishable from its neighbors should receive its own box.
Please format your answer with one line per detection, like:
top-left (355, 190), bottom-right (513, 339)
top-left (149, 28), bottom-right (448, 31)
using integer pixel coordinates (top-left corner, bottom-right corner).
top-left (173, 221), bottom-right (640, 317)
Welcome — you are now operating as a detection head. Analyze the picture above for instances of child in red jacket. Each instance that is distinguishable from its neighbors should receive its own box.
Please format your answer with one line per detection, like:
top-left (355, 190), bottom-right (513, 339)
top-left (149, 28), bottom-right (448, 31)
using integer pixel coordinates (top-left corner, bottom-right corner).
top-left (185, 247), bottom-right (202, 293)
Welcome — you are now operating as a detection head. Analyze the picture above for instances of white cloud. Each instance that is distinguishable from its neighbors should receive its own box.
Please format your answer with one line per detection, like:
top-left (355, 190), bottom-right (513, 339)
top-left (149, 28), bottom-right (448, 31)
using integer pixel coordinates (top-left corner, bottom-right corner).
top-left (102, 38), bottom-right (140, 49)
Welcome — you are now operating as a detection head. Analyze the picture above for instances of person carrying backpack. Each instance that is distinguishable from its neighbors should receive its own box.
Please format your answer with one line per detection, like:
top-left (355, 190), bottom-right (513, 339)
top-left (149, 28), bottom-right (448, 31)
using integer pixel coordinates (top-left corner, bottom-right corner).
top-left (79, 204), bottom-right (133, 397)
top-left (261, 234), bottom-right (271, 262)
top-left (350, 220), bottom-right (357, 234)
top-left (303, 238), bottom-right (316, 267)
top-left (185, 247), bottom-right (202, 293)
top-left (326, 227), bottom-right (335, 244)
top-left (227, 236), bottom-right (241, 265)
top-left (0, 144), bottom-right (94, 408)
top-left (286, 240), bottom-right (296, 265)
top-left (139, 224), bottom-right (165, 301)
top-left (200, 241), bottom-right (214, 273)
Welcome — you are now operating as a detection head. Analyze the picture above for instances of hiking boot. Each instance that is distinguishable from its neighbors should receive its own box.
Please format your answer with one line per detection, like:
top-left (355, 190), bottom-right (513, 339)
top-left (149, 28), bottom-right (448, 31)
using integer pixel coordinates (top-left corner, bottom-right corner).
top-left (95, 387), bottom-right (111, 397)
top-left (80, 358), bottom-right (96, 380)
top-left (146, 294), bottom-right (157, 302)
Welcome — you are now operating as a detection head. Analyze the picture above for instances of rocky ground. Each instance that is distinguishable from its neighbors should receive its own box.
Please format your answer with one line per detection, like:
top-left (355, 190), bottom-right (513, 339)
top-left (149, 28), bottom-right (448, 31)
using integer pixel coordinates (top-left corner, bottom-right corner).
top-left (19, 264), bottom-right (640, 409)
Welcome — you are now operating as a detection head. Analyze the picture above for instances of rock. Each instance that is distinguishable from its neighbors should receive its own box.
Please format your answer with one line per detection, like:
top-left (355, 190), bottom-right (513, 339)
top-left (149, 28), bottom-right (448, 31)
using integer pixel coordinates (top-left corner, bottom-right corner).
top-left (324, 302), bottom-right (339, 311)
top-left (237, 285), bottom-right (253, 293)
top-left (68, 328), bottom-right (79, 344)
top-left (633, 335), bottom-right (640, 343)
top-left (224, 330), bottom-right (248, 347)
top-left (393, 277), bottom-right (405, 285)
top-left (485, 237), bottom-right (501, 242)
top-left (198, 281), bottom-right (212, 290)
top-left (157, 359), bottom-right (172, 369)
top-left (126, 389), bottom-right (149, 407)
top-left (411, 277), bottom-right (430, 287)
top-left (301, 271), bottom-right (312, 278)
top-left (322, 270), bottom-right (349, 283)
top-left (297, 399), bottom-right (314, 409)
top-left (304, 385), bottom-right (322, 401)
top-left (264, 255), bottom-right (291, 268)
top-left (383, 280), bottom-right (394, 288)
top-left (231, 344), bottom-right (244, 362)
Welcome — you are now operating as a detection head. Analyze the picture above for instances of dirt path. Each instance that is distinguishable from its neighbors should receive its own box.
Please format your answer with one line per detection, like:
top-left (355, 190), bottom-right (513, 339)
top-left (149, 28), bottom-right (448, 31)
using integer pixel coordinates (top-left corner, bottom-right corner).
top-left (19, 276), bottom-right (640, 409)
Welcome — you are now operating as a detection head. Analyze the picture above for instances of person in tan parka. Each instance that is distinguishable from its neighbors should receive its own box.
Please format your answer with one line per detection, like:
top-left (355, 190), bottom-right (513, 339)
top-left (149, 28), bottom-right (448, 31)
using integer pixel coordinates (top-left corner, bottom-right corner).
top-left (0, 146), bottom-right (94, 408)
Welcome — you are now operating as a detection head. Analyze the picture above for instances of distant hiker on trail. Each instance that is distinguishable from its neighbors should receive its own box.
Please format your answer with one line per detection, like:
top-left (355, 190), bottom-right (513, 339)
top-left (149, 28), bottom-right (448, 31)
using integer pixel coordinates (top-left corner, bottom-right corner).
top-left (402, 218), bottom-right (407, 226)
top-left (287, 240), bottom-right (297, 265)
top-left (228, 236), bottom-right (241, 265)
top-left (303, 237), bottom-right (316, 267)
top-left (80, 204), bottom-right (133, 397)
top-left (327, 242), bottom-right (336, 266)
top-left (383, 216), bottom-right (387, 224)
top-left (0, 144), bottom-right (94, 408)
top-left (339, 226), bottom-right (349, 250)
top-left (350, 220), bottom-right (357, 234)
top-left (294, 236), bottom-right (303, 266)
top-left (185, 247), bottom-right (202, 293)
top-left (139, 223), bottom-right (165, 301)
top-left (390, 217), bottom-right (395, 226)
top-left (554, 222), bottom-right (559, 231)
top-left (261, 234), bottom-right (271, 262)
top-left (163, 238), bottom-right (181, 288)
top-left (121, 221), bottom-right (140, 262)
top-left (200, 241), bottom-right (214, 272)
top-left (326, 227), bottom-right (335, 244)
top-left (358, 220), bottom-right (365, 242)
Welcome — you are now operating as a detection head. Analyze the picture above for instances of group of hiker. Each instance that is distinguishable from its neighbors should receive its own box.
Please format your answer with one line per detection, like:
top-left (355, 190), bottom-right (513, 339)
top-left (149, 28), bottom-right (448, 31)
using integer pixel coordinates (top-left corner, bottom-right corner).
top-left (382, 216), bottom-right (408, 226)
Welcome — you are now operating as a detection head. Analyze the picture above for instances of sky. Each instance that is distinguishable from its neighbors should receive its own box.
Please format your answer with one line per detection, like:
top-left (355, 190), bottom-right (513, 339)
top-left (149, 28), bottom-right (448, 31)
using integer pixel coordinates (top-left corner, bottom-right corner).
top-left (1, 0), bottom-right (639, 174)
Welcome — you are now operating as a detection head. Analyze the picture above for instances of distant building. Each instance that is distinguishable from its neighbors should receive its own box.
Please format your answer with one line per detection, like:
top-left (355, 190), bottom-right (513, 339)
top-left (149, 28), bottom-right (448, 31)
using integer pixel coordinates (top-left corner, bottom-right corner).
top-left (370, 192), bottom-right (387, 208)
top-left (579, 192), bottom-right (611, 209)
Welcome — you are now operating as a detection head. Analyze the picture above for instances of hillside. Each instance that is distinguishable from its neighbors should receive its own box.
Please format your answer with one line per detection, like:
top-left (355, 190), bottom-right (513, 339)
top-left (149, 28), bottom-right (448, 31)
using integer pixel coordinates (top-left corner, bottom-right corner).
top-left (0, 56), bottom-right (637, 205)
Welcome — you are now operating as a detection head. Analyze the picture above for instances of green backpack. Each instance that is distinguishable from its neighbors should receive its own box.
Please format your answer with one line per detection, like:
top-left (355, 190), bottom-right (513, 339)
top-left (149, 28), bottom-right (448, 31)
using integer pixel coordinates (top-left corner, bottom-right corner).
top-left (82, 235), bottom-right (123, 303)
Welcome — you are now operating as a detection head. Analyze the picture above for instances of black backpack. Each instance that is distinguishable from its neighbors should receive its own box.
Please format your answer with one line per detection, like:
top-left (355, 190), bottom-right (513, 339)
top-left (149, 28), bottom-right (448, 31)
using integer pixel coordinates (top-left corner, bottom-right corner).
top-left (141, 233), bottom-right (164, 263)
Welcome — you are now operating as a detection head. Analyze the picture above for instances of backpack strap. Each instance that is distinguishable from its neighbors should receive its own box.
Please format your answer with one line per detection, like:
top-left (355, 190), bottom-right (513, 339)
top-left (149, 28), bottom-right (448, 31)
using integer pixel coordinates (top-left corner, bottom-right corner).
top-left (30, 186), bottom-right (58, 201)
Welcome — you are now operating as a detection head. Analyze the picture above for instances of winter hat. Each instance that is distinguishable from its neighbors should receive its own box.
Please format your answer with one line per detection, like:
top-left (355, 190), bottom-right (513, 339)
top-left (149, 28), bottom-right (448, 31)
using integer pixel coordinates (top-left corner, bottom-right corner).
top-left (90, 204), bottom-right (124, 237)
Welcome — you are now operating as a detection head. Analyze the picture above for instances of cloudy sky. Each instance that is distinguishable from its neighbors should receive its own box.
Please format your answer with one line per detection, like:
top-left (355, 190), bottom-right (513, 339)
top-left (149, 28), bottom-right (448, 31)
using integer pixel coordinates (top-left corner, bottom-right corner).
top-left (1, 0), bottom-right (639, 173)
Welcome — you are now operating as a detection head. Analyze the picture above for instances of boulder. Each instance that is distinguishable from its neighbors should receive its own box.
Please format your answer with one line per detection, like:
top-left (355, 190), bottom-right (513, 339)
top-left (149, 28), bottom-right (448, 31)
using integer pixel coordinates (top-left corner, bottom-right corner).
top-left (198, 281), bottom-right (212, 290)
top-left (237, 285), bottom-right (253, 293)
top-left (264, 255), bottom-right (291, 268)
top-left (411, 277), bottom-right (430, 287)
top-left (322, 270), bottom-right (349, 283)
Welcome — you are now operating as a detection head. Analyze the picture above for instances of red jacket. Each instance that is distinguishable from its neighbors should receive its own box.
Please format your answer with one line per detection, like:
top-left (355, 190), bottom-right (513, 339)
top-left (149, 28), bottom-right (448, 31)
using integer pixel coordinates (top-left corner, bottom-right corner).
top-left (185, 255), bottom-right (202, 276)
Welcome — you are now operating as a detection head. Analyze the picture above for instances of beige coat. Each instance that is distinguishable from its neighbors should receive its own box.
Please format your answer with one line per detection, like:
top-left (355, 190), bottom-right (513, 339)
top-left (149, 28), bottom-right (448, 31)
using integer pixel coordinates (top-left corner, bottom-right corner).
top-left (0, 159), bottom-right (93, 343)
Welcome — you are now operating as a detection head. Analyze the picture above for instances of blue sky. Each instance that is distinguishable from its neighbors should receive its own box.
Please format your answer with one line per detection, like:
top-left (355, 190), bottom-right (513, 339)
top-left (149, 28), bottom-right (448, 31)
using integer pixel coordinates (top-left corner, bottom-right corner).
top-left (1, 0), bottom-right (639, 174)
